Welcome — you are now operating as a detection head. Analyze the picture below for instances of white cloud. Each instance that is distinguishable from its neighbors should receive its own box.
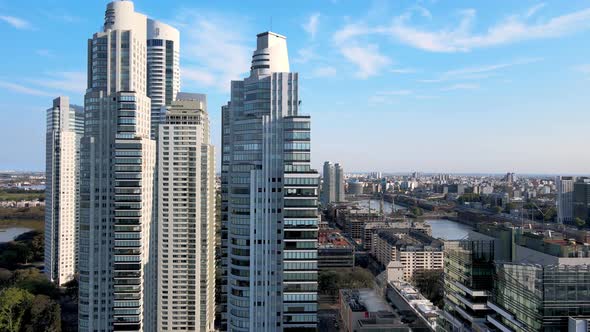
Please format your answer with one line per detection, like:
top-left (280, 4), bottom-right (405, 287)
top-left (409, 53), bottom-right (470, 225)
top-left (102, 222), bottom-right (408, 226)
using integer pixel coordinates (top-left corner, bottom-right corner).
top-left (419, 58), bottom-right (542, 83)
top-left (574, 64), bottom-right (590, 74)
top-left (334, 6), bottom-right (590, 53)
top-left (440, 83), bottom-right (479, 91)
top-left (368, 89), bottom-right (413, 105)
top-left (391, 68), bottom-right (418, 74)
top-left (174, 10), bottom-right (251, 91)
top-left (309, 66), bottom-right (337, 78)
top-left (303, 13), bottom-right (320, 39)
top-left (28, 71), bottom-right (86, 95)
top-left (525, 3), bottom-right (546, 19)
top-left (0, 81), bottom-right (55, 97)
top-left (0, 15), bottom-right (33, 30)
top-left (340, 44), bottom-right (391, 78)
top-left (293, 47), bottom-right (316, 64)
top-left (36, 49), bottom-right (54, 57)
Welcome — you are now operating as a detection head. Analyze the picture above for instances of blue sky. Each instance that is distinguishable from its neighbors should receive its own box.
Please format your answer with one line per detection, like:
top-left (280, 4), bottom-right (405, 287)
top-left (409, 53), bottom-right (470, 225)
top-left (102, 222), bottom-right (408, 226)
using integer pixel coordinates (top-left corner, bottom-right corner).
top-left (0, 0), bottom-right (589, 174)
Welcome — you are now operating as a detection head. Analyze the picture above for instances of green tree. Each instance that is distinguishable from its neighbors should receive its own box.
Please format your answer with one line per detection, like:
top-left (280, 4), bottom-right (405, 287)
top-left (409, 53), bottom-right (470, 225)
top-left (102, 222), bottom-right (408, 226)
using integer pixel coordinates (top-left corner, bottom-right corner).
top-left (0, 287), bottom-right (34, 332)
top-left (575, 217), bottom-right (586, 229)
top-left (492, 206), bottom-right (502, 214)
top-left (24, 295), bottom-right (61, 332)
top-left (412, 270), bottom-right (444, 308)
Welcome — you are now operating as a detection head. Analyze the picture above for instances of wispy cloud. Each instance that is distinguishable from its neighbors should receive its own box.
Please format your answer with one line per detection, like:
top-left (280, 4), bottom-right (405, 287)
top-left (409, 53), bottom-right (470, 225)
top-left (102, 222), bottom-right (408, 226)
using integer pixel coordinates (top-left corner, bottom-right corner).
top-left (293, 47), bottom-right (316, 64)
top-left (0, 15), bottom-right (33, 30)
top-left (36, 49), bottom-right (54, 57)
top-left (303, 13), bottom-right (320, 39)
top-left (525, 3), bottom-right (546, 19)
top-left (174, 10), bottom-right (251, 91)
top-left (391, 68), bottom-right (419, 74)
top-left (340, 44), bottom-right (391, 79)
top-left (574, 64), bottom-right (590, 74)
top-left (27, 71), bottom-right (86, 94)
top-left (0, 71), bottom-right (86, 97)
top-left (368, 89), bottom-right (413, 105)
top-left (419, 58), bottom-right (542, 83)
top-left (334, 5), bottom-right (590, 53)
top-left (309, 66), bottom-right (337, 78)
top-left (0, 81), bottom-right (55, 97)
top-left (441, 83), bottom-right (479, 91)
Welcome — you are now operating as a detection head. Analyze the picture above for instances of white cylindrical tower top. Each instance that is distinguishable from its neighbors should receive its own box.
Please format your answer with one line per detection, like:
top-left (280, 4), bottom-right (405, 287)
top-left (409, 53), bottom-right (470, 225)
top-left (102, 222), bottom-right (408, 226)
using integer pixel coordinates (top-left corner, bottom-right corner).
top-left (251, 31), bottom-right (290, 74)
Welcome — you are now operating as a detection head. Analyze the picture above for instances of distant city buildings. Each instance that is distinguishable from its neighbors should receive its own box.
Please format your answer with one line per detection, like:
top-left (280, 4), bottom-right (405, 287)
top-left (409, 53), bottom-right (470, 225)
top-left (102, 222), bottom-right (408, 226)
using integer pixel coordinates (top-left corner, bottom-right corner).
top-left (44, 96), bottom-right (83, 286)
top-left (321, 161), bottom-right (345, 205)
top-left (157, 94), bottom-right (215, 331)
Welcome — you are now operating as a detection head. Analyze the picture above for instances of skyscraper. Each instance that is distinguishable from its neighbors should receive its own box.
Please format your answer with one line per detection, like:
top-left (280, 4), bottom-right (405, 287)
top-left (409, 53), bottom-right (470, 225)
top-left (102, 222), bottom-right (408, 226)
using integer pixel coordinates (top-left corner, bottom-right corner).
top-left (321, 161), bottom-right (345, 205)
top-left (147, 20), bottom-right (180, 139)
top-left (79, 1), bottom-right (176, 330)
top-left (556, 176), bottom-right (576, 224)
top-left (44, 96), bottom-right (84, 286)
top-left (157, 93), bottom-right (216, 332)
top-left (574, 177), bottom-right (590, 222)
top-left (321, 162), bottom-right (335, 205)
top-left (335, 163), bottom-right (345, 202)
top-left (222, 31), bottom-right (319, 332)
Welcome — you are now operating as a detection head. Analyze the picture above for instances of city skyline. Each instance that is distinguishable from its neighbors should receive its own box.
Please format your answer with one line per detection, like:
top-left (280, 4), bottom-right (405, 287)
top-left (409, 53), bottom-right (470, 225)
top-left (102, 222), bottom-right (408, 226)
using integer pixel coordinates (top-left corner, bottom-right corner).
top-left (1, 0), bottom-right (590, 174)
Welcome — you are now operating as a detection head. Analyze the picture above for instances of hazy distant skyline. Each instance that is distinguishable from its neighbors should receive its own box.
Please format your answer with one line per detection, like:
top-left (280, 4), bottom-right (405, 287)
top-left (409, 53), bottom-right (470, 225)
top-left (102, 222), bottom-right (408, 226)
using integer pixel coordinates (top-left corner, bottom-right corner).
top-left (1, 0), bottom-right (589, 174)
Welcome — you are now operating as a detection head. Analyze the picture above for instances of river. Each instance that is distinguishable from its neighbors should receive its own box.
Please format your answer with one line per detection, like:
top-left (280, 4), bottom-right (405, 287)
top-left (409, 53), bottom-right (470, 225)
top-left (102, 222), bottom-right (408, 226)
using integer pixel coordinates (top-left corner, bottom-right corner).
top-left (425, 219), bottom-right (472, 240)
top-left (0, 227), bottom-right (33, 243)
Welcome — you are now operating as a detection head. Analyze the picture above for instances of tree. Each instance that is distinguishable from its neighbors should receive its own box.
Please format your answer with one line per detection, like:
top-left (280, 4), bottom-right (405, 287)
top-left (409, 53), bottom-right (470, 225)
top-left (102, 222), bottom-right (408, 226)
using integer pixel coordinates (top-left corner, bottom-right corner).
top-left (412, 270), bottom-right (444, 308)
top-left (24, 295), bottom-right (61, 332)
top-left (492, 206), bottom-right (502, 214)
top-left (0, 287), bottom-right (34, 332)
top-left (575, 217), bottom-right (586, 229)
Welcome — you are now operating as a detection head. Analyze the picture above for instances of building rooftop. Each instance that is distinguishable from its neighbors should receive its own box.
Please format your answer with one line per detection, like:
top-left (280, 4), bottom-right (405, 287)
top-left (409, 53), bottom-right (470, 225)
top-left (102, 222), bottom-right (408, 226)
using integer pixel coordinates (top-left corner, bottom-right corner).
top-left (341, 289), bottom-right (391, 313)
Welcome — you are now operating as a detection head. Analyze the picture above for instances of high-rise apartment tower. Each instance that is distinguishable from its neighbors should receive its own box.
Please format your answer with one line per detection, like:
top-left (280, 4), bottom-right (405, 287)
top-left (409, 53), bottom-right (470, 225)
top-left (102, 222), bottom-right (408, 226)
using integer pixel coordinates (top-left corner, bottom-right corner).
top-left (157, 93), bottom-right (216, 331)
top-left (44, 96), bottom-right (84, 286)
top-left (222, 31), bottom-right (319, 332)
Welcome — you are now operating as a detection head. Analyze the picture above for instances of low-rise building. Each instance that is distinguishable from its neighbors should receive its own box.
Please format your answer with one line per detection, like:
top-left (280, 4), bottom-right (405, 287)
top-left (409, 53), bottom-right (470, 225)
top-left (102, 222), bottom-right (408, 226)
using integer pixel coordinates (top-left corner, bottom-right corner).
top-left (371, 230), bottom-right (443, 281)
top-left (318, 229), bottom-right (355, 268)
top-left (339, 288), bottom-right (409, 332)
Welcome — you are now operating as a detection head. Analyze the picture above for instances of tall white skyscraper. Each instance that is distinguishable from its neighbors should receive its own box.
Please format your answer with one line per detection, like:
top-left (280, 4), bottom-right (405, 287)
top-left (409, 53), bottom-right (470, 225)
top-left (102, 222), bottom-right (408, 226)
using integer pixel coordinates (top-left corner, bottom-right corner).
top-left (79, 1), bottom-right (176, 330)
top-left (147, 19), bottom-right (180, 139)
top-left (321, 161), bottom-right (345, 205)
top-left (557, 176), bottom-right (576, 224)
top-left (321, 162), bottom-right (335, 205)
top-left (44, 96), bottom-right (83, 286)
top-left (157, 93), bottom-right (215, 332)
top-left (335, 163), bottom-right (345, 202)
top-left (222, 31), bottom-right (319, 332)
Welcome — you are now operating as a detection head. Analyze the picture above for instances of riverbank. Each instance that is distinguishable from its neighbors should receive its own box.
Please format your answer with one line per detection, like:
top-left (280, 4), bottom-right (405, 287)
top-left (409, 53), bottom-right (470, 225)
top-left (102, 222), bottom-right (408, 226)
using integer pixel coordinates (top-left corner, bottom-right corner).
top-left (0, 219), bottom-right (44, 232)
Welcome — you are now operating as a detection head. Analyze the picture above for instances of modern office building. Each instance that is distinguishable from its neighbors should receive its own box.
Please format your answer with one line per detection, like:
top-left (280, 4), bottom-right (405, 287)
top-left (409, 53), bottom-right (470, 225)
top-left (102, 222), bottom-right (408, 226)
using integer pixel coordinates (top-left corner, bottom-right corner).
top-left (574, 177), bottom-right (590, 222)
top-left (487, 264), bottom-right (590, 331)
top-left (321, 161), bottom-right (345, 205)
top-left (439, 240), bottom-right (495, 331)
top-left (147, 19), bottom-right (180, 139)
top-left (44, 96), bottom-right (84, 286)
top-left (556, 176), bottom-right (576, 224)
top-left (222, 31), bottom-right (319, 331)
top-left (79, 1), bottom-right (174, 330)
top-left (157, 93), bottom-right (215, 331)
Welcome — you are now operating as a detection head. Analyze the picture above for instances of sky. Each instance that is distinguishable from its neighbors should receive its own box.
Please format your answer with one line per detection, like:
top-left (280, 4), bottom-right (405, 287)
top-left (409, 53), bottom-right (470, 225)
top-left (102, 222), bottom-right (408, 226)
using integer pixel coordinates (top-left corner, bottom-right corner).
top-left (0, 0), bottom-right (589, 174)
